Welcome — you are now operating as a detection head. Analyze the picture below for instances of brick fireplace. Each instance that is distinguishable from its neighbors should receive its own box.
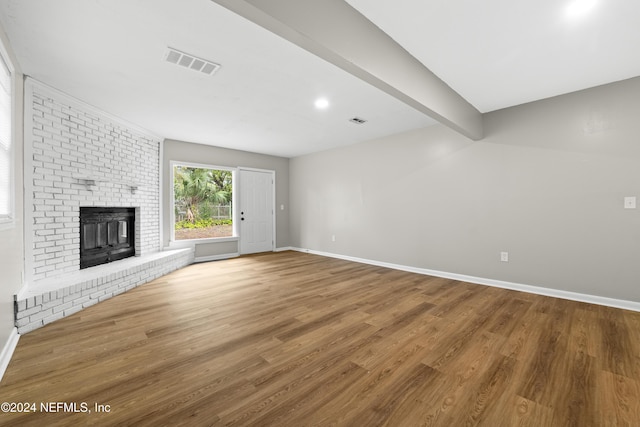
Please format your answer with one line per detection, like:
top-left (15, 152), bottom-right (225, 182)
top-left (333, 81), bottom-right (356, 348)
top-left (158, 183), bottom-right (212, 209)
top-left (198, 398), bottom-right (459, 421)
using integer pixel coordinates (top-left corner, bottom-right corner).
top-left (25, 82), bottom-right (160, 281)
top-left (26, 80), bottom-right (161, 280)
top-left (14, 79), bottom-right (194, 334)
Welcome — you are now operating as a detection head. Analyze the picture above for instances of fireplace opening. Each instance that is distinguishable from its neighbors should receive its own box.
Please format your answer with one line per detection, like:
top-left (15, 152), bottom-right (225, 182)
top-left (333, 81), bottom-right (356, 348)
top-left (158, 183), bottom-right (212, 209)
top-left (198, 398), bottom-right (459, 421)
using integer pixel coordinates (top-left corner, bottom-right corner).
top-left (80, 207), bottom-right (136, 269)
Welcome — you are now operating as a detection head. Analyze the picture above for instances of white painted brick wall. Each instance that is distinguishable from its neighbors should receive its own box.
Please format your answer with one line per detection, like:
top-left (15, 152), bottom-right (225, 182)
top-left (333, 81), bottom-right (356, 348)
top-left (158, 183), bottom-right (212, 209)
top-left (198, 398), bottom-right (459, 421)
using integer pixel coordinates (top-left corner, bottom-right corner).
top-left (30, 89), bottom-right (162, 280)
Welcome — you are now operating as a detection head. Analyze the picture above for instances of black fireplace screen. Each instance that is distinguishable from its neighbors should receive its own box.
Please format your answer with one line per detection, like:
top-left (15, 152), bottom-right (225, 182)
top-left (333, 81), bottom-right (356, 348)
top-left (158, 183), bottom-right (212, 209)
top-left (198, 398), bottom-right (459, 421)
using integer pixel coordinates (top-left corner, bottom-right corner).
top-left (80, 207), bottom-right (135, 269)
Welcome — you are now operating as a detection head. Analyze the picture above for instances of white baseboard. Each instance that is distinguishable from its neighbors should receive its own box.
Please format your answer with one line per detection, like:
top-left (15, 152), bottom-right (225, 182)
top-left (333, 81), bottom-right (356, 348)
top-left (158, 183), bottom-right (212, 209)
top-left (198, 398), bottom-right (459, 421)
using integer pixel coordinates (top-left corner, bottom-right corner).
top-left (0, 328), bottom-right (20, 383)
top-left (193, 252), bottom-right (239, 263)
top-left (290, 247), bottom-right (640, 313)
top-left (274, 246), bottom-right (294, 252)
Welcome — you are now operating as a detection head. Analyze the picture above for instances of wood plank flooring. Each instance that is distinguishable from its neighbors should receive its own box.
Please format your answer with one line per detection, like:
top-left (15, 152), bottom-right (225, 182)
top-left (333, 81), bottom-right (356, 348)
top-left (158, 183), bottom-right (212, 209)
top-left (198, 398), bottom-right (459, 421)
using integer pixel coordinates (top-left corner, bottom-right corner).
top-left (1, 251), bottom-right (639, 426)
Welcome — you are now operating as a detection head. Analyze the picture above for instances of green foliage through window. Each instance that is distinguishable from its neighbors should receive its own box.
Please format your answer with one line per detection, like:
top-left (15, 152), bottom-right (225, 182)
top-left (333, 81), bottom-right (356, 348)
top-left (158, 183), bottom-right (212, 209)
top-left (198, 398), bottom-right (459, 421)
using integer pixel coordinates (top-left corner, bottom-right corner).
top-left (173, 166), bottom-right (233, 240)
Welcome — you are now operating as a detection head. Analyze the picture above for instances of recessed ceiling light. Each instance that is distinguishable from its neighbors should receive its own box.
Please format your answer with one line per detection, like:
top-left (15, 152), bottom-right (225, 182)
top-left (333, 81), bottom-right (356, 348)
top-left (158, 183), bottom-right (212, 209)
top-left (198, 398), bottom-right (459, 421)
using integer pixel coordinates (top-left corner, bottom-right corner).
top-left (314, 98), bottom-right (330, 109)
top-left (566, 0), bottom-right (597, 19)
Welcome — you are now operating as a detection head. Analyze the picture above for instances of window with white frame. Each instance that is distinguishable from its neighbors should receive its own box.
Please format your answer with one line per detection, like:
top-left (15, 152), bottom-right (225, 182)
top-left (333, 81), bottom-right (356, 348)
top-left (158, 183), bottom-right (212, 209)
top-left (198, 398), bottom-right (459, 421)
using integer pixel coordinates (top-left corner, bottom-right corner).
top-left (0, 51), bottom-right (12, 226)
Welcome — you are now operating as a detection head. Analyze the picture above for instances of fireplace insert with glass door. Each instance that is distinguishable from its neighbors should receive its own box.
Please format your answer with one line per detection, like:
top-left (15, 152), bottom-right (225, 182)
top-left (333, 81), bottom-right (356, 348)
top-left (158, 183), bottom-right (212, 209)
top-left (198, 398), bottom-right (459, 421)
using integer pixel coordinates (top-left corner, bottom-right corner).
top-left (79, 207), bottom-right (136, 269)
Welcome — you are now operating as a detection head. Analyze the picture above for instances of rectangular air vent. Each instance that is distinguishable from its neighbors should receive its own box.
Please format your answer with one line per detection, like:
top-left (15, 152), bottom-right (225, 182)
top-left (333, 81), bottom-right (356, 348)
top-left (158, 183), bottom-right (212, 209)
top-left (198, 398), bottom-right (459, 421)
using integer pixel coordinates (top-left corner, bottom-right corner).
top-left (349, 117), bottom-right (367, 124)
top-left (164, 47), bottom-right (221, 76)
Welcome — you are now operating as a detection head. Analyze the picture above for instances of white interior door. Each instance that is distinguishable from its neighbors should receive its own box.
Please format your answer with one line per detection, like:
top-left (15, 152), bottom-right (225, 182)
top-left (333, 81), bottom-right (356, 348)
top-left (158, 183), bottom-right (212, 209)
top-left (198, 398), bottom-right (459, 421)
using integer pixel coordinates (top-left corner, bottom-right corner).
top-left (239, 169), bottom-right (274, 254)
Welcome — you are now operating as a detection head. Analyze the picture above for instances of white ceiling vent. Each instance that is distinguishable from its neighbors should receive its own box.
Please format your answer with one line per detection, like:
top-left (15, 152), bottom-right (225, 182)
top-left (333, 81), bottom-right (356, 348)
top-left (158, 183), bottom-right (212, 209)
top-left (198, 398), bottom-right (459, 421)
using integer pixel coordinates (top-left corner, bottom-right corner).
top-left (349, 117), bottom-right (367, 124)
top-left (164, 47), bottom-right (221, 76)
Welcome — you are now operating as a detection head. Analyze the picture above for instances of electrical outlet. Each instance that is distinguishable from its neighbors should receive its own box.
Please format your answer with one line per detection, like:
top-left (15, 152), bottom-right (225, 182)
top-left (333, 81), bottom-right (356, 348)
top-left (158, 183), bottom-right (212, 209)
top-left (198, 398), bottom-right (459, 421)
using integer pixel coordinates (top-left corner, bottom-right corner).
top-left (500, 252), bottom-right (509, 262)
top-left (331, 235), bottom-right (336, 242)
top-left (624, 196), bottom-right (636, 209)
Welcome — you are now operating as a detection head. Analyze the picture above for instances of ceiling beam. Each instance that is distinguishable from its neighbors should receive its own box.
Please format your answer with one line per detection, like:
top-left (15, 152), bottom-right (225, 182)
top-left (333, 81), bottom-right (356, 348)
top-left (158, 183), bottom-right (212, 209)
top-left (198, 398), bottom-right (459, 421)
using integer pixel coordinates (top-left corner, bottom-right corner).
top-left (211, 0), bottom-right (483, 140)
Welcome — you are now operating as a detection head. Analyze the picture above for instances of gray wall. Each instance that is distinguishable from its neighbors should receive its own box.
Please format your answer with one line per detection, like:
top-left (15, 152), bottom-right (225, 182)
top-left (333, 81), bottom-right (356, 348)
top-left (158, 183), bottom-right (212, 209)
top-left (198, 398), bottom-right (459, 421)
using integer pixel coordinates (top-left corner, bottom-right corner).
top-left (290, 76), bottom-right (640, 303)
top-left (0, 27), bottom-right (24, 355)
top-left (162, 139), bottom-right (290, 255)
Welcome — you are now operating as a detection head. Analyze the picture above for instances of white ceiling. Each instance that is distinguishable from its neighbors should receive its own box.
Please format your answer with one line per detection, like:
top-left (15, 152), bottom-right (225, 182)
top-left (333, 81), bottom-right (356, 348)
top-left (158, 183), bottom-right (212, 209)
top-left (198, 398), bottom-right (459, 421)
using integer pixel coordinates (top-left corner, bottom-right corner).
top-left (346, 0), bottom-right (640, 113)
top-left (0, 0), bottom-right (639, 157)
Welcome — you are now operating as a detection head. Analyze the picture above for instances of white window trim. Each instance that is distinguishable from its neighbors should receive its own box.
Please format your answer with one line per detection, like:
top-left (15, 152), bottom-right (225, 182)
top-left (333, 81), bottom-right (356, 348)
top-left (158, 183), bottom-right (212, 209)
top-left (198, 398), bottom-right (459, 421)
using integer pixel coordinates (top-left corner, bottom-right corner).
top-left (169, 160), bottom-right (237, 243)
top-left (0, 36), bottom-right (15, 231)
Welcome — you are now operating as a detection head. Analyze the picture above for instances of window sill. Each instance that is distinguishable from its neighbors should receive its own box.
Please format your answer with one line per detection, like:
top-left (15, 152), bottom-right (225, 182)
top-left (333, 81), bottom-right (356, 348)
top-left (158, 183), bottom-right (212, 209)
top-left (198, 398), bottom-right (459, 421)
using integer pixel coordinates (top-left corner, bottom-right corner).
top-left (168, 236), bottom-right (238, 248)
top-left (0, 218), bottom-right (15, 232)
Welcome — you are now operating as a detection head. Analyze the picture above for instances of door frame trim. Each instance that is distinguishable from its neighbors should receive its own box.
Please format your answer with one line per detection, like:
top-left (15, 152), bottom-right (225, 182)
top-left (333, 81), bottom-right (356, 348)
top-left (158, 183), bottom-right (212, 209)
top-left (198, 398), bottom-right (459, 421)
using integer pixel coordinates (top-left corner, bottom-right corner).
top-left (238, 167), bottom-right (276, 255)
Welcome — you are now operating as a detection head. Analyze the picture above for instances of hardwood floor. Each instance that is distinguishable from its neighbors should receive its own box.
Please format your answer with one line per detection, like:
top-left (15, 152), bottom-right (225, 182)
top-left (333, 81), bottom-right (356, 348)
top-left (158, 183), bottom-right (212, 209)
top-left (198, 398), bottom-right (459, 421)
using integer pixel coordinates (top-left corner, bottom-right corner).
top-left (1, 251), bottom-right (639, 426)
